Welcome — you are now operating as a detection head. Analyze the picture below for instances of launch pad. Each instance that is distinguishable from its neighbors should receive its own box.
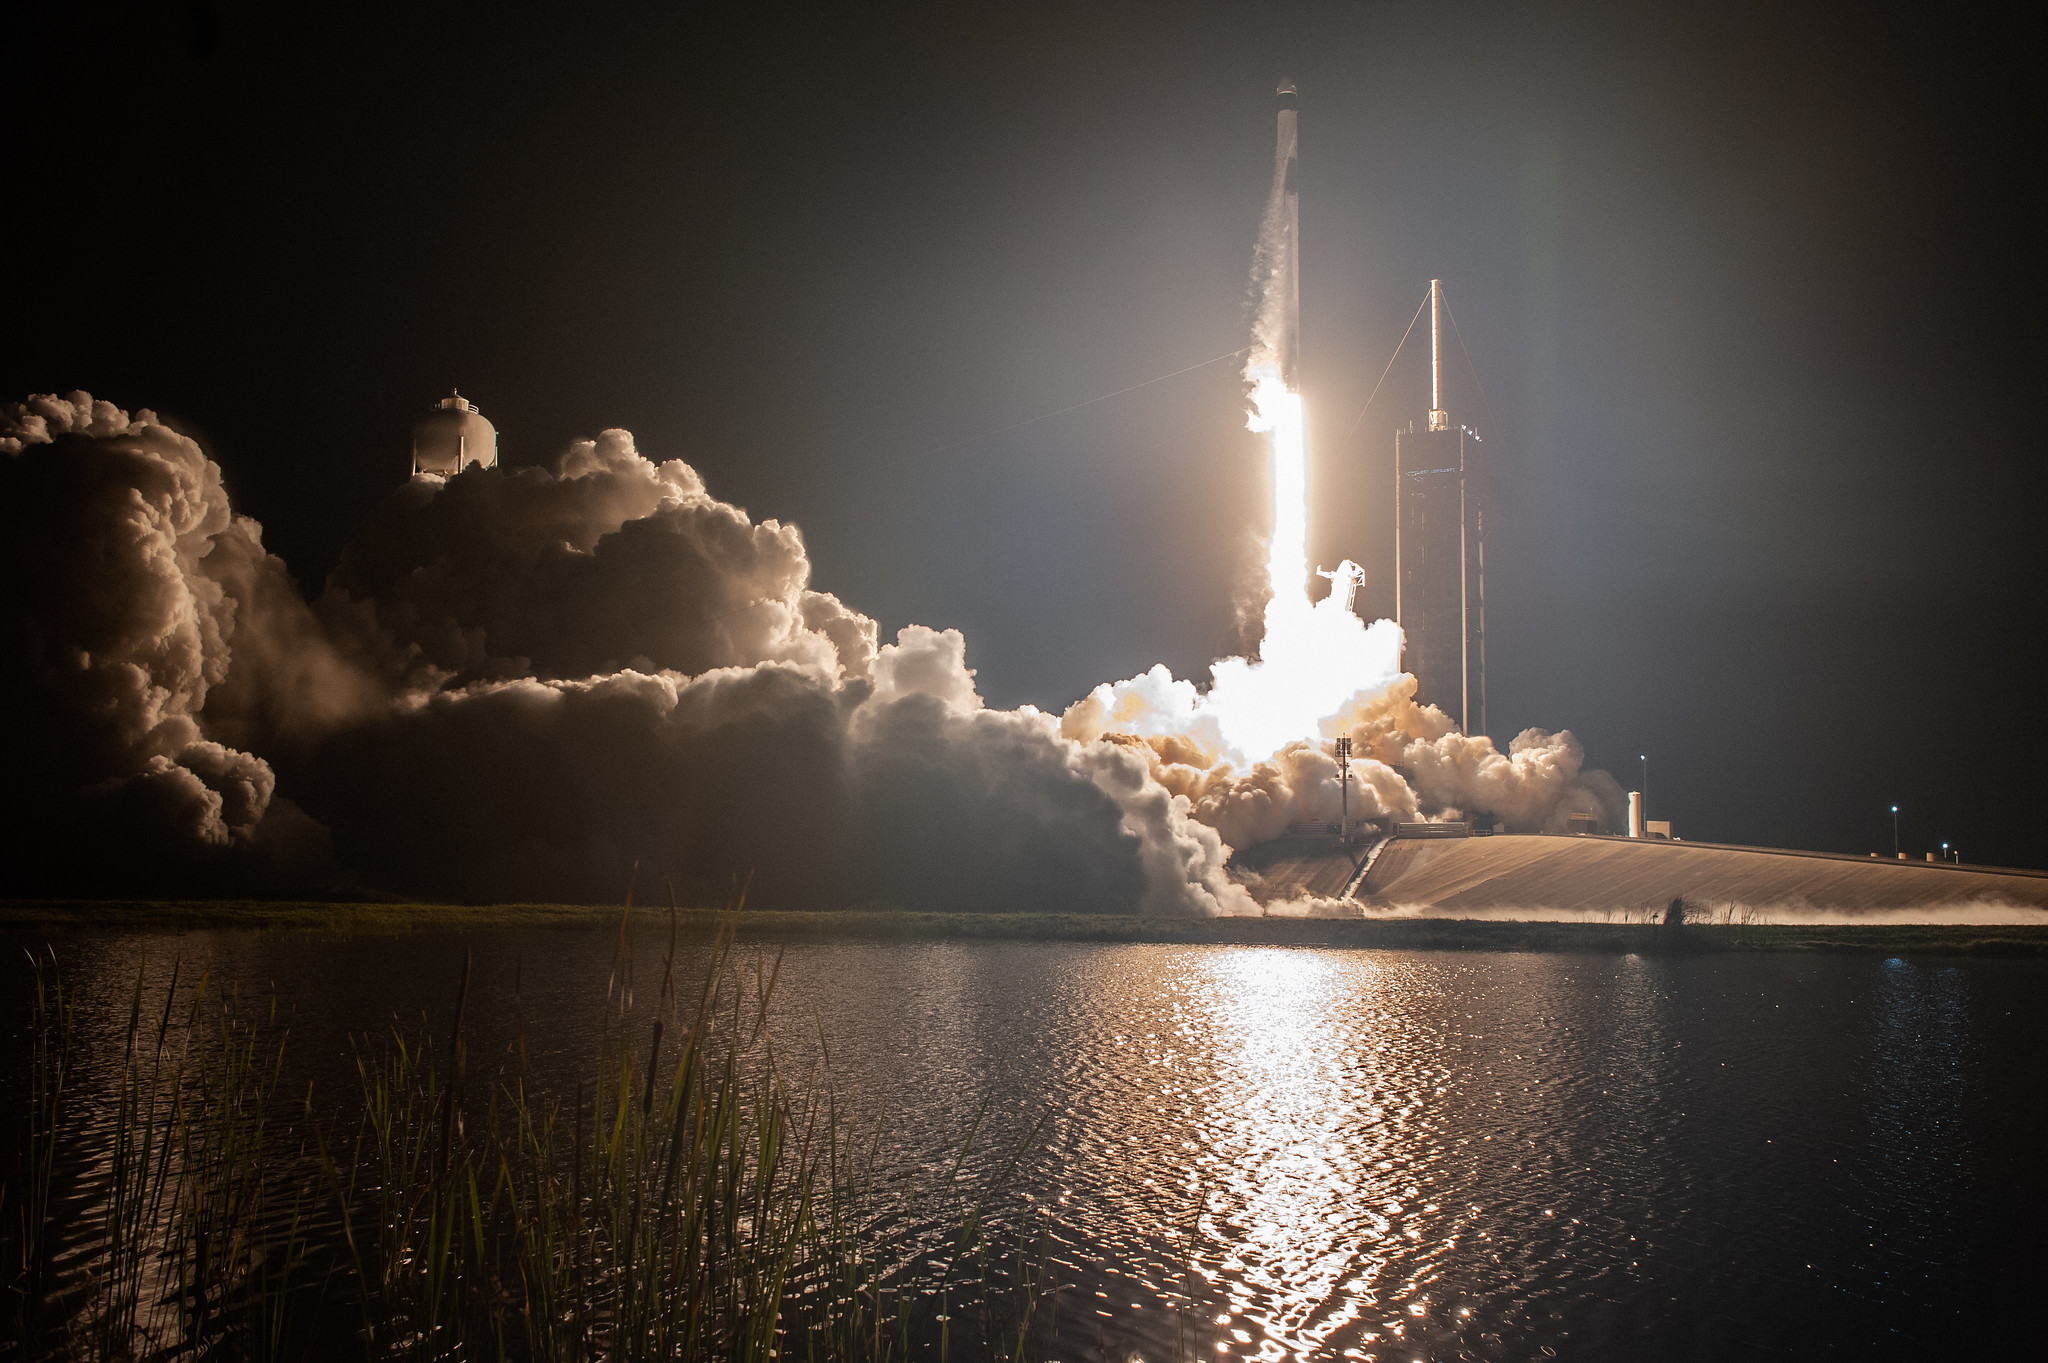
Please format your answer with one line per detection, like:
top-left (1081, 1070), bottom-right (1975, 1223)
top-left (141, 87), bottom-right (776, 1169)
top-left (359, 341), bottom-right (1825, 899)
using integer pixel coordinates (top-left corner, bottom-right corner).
top-left (1231, 831), bottom-right (2048, 918)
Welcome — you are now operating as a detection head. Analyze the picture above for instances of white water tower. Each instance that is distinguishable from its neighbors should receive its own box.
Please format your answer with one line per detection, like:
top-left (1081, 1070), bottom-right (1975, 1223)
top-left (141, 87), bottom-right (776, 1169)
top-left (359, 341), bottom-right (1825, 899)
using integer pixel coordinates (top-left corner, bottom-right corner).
top-left (410, 390), bottom-right (497, 477)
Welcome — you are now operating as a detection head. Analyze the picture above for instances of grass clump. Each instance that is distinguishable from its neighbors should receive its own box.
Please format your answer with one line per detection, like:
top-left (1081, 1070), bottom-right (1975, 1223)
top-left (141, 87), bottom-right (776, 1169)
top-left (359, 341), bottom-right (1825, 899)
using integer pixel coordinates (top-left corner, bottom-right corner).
top-left (4, 918), bottom-right (1051, 1360)
top-left (3, 949), bottom-right (320, 1358)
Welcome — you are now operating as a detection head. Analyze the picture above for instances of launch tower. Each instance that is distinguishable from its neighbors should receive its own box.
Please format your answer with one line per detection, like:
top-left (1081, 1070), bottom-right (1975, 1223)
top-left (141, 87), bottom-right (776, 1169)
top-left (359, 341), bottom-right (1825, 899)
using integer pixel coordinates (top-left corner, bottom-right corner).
top-left (1394, 280), bottom-right (1488, 733)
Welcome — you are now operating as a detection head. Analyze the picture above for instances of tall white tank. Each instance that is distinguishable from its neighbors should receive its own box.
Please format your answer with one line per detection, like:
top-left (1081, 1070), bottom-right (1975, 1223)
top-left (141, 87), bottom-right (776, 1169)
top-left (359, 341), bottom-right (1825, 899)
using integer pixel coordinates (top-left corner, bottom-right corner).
top-left (411, 390), bottom-right (497, 477)
top-left (1627, 791), bottom-right (1645, 839)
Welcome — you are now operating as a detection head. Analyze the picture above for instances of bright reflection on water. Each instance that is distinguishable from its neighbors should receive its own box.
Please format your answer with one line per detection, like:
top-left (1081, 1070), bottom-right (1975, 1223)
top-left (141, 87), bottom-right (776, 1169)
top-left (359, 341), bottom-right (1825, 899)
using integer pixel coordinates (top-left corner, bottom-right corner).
top-left (5, 934), bottom-right (2044, 1359)
top-left (1186, 951), bottom-right (1442, 1357)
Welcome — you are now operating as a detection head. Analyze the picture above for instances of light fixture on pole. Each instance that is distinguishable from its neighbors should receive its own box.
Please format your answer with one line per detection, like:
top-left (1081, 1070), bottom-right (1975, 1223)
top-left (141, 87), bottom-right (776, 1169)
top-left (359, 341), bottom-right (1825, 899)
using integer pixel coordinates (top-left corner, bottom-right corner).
top-left (1336, 736), bottom-right (1353, 832)
top-left (1891, 805), bottom-right (1900, 858)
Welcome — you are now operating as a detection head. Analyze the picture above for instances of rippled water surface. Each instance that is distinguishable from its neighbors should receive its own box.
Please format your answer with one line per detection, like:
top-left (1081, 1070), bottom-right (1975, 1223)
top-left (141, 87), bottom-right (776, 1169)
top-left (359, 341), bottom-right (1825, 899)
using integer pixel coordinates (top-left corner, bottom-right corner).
top-left (7, 931), bottom-right (2044, 1359)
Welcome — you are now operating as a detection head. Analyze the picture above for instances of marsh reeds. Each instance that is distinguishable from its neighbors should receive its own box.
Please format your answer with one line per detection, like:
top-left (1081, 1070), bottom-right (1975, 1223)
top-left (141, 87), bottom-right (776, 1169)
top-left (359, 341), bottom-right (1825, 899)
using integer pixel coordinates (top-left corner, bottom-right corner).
top-left (4, 922), bottom-right (1053, 1361)
top-left (4, 948), bottom-right (325, 1359)
top-left (4, 949), bottom-right (71, 1345)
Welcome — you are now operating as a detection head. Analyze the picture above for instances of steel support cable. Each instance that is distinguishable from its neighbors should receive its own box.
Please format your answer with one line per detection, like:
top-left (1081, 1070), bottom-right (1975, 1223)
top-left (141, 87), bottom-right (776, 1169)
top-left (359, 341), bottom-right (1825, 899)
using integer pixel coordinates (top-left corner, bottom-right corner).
top-left (1441, 292), bottom-right (1496, 430)
top-left (1345, 290), bottom-right (1432, 438)
top-left (918, 344), bottom-right (1254, 461)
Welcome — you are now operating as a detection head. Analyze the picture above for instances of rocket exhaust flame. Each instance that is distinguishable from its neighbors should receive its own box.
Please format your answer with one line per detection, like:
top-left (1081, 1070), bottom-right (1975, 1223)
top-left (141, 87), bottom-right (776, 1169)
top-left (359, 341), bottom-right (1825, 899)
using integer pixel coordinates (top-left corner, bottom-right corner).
top-left (1250, 373), bottom-right (1307, 611)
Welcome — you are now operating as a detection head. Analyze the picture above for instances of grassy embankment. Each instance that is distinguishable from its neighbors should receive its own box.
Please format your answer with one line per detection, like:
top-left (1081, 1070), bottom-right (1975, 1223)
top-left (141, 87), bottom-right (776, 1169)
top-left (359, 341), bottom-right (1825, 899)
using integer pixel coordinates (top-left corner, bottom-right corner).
top-left (5, 900), bottom-right (2048, 955)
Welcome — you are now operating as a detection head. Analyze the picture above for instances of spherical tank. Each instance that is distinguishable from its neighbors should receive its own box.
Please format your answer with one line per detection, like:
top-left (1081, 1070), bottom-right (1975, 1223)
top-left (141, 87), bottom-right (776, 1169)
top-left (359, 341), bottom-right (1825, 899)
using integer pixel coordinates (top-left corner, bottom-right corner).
top-left (410, 391), bottom-right (497, 476)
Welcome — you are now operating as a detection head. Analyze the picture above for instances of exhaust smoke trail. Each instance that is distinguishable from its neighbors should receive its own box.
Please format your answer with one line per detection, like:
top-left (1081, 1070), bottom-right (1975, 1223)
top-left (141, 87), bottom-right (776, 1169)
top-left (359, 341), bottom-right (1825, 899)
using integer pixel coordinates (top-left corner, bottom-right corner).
top-left (1251, 375), bottom-right (1308, 615)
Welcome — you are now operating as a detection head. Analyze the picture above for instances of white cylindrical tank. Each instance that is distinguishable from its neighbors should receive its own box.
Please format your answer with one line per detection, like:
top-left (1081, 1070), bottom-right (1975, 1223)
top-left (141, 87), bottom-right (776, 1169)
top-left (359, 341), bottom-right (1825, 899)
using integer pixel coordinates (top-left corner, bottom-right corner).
top-left (1627, 791), bottom-right (1645, 839)
top-left (411, 391), bottom-right (497, 477)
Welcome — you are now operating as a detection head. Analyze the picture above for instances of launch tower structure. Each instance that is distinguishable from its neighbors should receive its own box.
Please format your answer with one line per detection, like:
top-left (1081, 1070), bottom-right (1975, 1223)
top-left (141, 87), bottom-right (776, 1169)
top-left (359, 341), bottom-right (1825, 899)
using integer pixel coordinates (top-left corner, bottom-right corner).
top-left (1395, 280), bottom-right (1488, 734)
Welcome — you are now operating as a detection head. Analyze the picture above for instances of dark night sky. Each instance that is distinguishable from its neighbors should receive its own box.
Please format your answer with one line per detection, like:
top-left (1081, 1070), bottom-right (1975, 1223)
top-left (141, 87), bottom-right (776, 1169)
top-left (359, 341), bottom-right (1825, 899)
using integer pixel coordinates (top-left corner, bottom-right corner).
top-left (8, 0), bottom-right (2045, 866)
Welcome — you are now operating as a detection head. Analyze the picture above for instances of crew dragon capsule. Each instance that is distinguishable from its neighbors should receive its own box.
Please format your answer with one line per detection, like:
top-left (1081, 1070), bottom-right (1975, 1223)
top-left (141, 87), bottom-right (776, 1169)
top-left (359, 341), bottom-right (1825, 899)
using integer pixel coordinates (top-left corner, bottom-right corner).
top-left (1273, 78), bottom-right (1301, 386)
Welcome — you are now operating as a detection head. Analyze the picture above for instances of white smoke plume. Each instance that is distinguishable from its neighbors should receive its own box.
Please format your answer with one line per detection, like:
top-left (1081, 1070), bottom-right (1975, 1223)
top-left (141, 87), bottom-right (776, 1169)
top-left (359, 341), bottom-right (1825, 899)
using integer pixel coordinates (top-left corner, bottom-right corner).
top-left (0, 394), bottom-right (349, 890)
top-left (2, 396), bottom-right (1262, 912)
top-left (319, 429), bottom-right (879, 691)
top-left (1059, 670), bottom-right (1622, 853)
top-left (2, 391), bottom-right (1620, 912)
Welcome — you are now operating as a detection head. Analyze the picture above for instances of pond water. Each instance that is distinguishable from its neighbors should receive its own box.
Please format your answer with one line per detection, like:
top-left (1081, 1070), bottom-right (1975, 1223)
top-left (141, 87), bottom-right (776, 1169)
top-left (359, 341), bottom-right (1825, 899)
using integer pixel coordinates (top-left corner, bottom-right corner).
top-left (5, 930), bottom-right (2043, 1359)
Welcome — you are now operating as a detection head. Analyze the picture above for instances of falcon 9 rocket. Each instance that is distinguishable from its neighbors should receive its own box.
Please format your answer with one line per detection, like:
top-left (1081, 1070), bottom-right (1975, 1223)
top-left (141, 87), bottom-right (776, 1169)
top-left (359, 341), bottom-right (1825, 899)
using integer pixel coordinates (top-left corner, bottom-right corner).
top-left (1247, 77), bottom-right (1310, 614)
top-left (1272, 78), bottom-right (1301, 385)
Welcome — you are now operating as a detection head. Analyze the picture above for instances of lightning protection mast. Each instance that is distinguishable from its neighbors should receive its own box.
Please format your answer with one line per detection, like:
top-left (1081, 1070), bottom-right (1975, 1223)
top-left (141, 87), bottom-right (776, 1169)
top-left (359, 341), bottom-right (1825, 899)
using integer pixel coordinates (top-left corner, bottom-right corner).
top-left (1394, 280), bottom-right (1488, 737)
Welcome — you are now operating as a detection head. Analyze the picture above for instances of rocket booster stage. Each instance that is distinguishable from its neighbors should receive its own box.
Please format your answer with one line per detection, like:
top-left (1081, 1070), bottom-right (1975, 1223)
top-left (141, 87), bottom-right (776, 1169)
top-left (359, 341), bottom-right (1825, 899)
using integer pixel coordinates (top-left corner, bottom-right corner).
top-left (1248, 78), bottom-right (1311, 629)
top-left (1273, 79), bottom-right (1301, 386)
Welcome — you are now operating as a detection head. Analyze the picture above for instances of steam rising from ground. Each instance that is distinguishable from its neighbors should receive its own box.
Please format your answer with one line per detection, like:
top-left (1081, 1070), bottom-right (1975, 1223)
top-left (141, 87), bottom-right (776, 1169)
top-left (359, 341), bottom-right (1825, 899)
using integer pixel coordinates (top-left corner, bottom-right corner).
top-left (2, 389), bottom-right (1624, 911)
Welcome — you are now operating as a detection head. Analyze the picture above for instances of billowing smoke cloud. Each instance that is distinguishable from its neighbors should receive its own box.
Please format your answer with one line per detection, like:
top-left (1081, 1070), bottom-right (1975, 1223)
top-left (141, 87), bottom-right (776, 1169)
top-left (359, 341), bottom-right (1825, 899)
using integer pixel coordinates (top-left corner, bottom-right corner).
top-left (319, 430), bottom-right (879, 690)
top-left (3, 392), bottom-right (1615, 913)
top-left (305, 624), bottom-right (1243, 914)
top-left (1060, 669), bottom-right (1622, 852)
top-left (1332, 677), bottom-right (1627, 834)
top-left (2, 396), bottom-right (1253, 912)
top-left (0, 395), bottom-right (352, 891)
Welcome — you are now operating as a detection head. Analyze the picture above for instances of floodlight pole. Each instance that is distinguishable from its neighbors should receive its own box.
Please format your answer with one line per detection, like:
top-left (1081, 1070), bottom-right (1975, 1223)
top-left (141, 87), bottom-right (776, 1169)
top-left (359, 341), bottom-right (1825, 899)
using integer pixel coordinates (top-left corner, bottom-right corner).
top-left (1336, 737), bottom-right (1353, 828)
top-left (1891, 805), bottom-right (1900, 858)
